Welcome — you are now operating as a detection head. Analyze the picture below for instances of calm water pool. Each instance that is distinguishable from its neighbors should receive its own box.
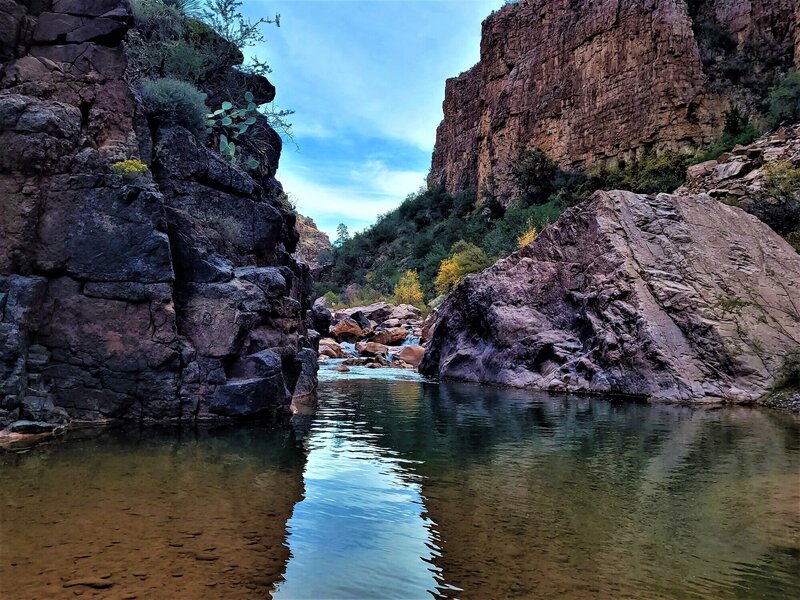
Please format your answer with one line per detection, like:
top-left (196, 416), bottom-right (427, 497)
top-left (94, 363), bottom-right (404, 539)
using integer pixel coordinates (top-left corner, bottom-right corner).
top-left (1, 366), bottom-right (799, 599)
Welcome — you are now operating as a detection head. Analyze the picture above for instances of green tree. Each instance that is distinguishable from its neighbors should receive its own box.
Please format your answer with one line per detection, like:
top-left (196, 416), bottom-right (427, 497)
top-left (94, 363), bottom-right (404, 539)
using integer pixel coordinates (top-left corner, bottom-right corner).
top-left (334, 223), bottom-right (351, 248)
top-left (511, 148), bottom-right (558, 206)
top-left (435, 241), bottom-right (491, 294)
top-left (768, 70), bottom-right (800, 129)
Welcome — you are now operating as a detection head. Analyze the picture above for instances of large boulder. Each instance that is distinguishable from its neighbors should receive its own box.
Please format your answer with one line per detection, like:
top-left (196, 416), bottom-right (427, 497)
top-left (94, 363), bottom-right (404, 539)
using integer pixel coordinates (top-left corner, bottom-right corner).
top-left (421, 190), bottom-right (800, 405)
top-left (0, 1), bottom-right (317, 426)
top-left (679, 125), bottom-right (800, 249)
top-left (331, 317), bottom-right (367, 343)
top-left (319, 338), bottom-right (346, 359)
top-left (309, 300), bottom-right (332, 335)
top-left (371, 327), bottom-right (408, 346)
top-left (355, 341), bottom-right (389, 357)
top-left (395, 345), bottom-right (425, 369)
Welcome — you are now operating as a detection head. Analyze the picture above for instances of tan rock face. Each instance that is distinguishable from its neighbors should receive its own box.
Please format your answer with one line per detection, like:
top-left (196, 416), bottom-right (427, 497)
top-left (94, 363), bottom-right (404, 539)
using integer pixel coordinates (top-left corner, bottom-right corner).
top-left (355, 341), bottom-right (390, 357)
top-left (429, 0), bottom-right (796, 202)
top-left (371, 327), bottom-right (408, 346)
top-left (396, 346), bottom-right (425, 369)
top-left (295, 214), bottom-right (333, 279)
top-left (319, 338), bottom-right (347, 359)
top-left (420, 190), bottom-right (800, 404)
top-left (331, 318), bottom-right (367, 342)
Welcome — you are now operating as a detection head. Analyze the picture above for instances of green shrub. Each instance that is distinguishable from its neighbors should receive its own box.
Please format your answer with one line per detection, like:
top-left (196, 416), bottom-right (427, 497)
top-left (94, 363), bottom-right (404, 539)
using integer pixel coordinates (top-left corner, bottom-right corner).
top-left (584, 149), bottom-right (691, 195)
top-left (692, 107), bottom-right (759, 163)
top-left (757, 161), bottom-right (800, 237)
top-left (160, 0), bottom-right (204, 14)
top-left (767, 70), bottom-right (800, 128)
top-left (139, 77), bottom-right (208, 135)
top-left (511, 148), bottom-right (558, 206)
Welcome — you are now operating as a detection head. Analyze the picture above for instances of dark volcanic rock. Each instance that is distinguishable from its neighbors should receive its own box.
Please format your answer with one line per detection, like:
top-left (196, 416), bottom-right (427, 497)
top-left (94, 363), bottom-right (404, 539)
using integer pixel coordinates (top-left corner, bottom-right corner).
top-left (421, 190), bottom-right (800, 405)
top-left (0, 1), bottom-right (316, 426)
top-left (209, 376), bottom-right (288, 418)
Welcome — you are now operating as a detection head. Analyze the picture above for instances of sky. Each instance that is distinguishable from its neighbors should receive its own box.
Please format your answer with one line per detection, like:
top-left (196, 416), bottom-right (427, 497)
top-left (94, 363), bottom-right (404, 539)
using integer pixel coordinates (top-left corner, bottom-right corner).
top-left (240, 0), bottom-right (504, 239)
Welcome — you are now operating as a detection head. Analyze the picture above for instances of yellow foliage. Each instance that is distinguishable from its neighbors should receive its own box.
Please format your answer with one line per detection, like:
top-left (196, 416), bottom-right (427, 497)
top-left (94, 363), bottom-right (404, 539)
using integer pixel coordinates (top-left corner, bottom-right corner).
top-left (435, 241), bottom-right (491, 295)
top-left (517, 224), bottom-right (538, 248)
top-left (111, 159), bottom-right (149, 177)
top-left (394, 270), bottom-right (424, 306)
top-left (435, 258), bottom-right (462, 295)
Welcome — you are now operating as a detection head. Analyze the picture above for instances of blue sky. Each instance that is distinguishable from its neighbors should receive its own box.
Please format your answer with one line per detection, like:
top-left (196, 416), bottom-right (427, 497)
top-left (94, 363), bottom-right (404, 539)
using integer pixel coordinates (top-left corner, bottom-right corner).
top-left (241, 0), bottom-right (504, 238)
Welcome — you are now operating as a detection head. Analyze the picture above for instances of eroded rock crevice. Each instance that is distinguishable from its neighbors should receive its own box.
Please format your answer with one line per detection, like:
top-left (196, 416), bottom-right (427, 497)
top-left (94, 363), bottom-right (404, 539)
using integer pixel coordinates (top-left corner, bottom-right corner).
top-left (0, 1), bottom-right (317, 430)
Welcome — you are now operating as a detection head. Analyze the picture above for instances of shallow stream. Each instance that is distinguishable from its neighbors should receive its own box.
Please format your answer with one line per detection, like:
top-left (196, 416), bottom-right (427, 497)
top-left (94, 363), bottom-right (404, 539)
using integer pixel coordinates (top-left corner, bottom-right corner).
top-left (1, 365), bottom-right (798, 599)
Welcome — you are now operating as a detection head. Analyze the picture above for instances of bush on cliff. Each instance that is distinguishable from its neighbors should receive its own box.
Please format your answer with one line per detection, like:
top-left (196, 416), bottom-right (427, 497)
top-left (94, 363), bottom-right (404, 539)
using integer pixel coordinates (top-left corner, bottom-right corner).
top-left (435, 241), bottom-right (491, 295)
top-left (127, 0), bottom-right (292, 138)
top-left (692, 107), bottom-right (760, 163)
top-left (139, 77), bottom-right (208, 135)
top-left (768, 70), bottom-right (800, 129)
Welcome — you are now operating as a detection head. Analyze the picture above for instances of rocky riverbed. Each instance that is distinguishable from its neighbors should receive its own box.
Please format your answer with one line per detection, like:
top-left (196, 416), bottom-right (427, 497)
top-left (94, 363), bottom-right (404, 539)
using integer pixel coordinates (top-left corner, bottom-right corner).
top-left (311, 301), bottom-right (429, 372)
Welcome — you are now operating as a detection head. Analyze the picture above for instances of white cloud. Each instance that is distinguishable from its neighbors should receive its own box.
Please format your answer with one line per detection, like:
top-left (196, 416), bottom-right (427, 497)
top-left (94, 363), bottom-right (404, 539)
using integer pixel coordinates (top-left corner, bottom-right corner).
top-left (278, 165), bottom-right (426, 239)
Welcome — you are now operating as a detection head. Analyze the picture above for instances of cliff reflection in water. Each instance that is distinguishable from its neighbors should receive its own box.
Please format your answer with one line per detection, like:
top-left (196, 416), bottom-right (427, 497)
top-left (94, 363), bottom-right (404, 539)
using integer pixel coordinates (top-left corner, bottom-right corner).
top-left (0, 426), bottom-right (305, 599)
top-left (1, 372), bottom-right (799, 600)
top-left (276, 371), bottom-right (799, 600)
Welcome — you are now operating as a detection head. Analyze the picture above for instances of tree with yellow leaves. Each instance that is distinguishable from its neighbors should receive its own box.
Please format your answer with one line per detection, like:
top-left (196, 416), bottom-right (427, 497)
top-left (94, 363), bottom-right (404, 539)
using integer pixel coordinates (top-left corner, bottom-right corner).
top-left (435, 240), bottom-right (491, 295)
top-left (394, 270), bottom-right (424, 306)
top-left (517, 220), bottom-right (538, 248)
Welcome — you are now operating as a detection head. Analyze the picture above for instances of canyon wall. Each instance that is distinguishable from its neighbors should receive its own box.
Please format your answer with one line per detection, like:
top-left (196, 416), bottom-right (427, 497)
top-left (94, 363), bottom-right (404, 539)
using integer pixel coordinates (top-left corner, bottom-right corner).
top-left (0, 0), bottom-right (317, 429)
top-left (428, 0), bottom-right (797, 202)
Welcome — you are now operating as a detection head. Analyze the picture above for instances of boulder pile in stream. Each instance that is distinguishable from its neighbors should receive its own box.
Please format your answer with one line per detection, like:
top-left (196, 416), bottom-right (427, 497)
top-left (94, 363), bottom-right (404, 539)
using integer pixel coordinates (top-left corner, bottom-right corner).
top-left (0, 1), bottom-right (316, 432)
top-left (316, 301), bottom-right (427, 369)
top-left (420, 189), bottom-right (800, 408)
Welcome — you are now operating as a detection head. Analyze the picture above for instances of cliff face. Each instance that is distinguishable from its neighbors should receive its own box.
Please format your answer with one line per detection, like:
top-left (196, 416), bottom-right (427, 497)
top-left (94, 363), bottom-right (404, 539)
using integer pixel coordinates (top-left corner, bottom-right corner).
top-left (420, 187), bottom-right (800, 405)
top-left (429, 0), bottom-right (797, 202)
top-left (0, 1), bottom-right (316, 428)
top-left (295, 214), bottom-right (333, 281)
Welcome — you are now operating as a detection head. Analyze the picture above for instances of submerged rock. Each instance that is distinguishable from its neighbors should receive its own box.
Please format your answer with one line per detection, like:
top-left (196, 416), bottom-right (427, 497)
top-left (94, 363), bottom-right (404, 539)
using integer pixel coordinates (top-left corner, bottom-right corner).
top-left (421, 191), bottom-right (800, 405)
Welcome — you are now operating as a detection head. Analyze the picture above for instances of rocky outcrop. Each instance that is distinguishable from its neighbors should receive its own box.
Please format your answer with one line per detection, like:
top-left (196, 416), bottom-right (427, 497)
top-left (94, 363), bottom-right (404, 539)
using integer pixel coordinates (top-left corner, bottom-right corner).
top-left (679, 125), bottom-right (800, 248)
top-left (0, 1), bottom-right (315, 429)
top-left (295, 214), bottom-right (333, 280)
top-left (420, 190), bottom-right (800, 405)
top-left (429, 0), bottom-right (796, 202)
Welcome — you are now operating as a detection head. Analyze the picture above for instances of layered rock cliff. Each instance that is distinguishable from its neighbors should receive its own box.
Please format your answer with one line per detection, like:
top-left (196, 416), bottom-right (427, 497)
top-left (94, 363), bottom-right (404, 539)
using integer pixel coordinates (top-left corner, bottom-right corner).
top-left (420, 189), bottom-right (800, 405)
top-left (295, 214), bottom-right (333, 280)
top-left (429, 0), bottom-right (797, 201)
top-left (0, 1), bottom-right (316, 429)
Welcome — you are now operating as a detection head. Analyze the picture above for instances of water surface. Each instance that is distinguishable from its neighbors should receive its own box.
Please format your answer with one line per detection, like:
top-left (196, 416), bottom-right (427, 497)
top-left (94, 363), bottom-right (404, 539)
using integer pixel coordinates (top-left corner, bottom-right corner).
top-left (2, 367), bottom-right (798, 599)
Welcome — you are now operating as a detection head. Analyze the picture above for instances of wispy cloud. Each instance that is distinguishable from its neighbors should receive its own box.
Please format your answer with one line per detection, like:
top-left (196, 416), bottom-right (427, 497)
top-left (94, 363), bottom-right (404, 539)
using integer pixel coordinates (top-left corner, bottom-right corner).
top-left (242, 0), bottom-right (503, 232)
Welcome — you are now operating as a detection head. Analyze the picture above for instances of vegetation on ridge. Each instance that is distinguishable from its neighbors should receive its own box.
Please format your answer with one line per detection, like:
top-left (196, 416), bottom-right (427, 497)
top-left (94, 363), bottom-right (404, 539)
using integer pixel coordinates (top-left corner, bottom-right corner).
top-left (125, 0), bottom-right (293, 171)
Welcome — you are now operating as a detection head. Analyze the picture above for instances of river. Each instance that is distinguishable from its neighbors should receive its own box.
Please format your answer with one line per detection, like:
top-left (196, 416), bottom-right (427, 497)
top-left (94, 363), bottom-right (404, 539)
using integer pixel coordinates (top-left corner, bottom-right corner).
top-left (1, 364), bottom-right (798, 599)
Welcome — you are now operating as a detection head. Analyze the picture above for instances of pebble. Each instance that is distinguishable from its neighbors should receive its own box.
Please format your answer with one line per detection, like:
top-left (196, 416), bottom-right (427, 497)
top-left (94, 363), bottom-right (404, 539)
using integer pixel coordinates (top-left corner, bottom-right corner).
top-left (62, 579), bottom-right (114, 589)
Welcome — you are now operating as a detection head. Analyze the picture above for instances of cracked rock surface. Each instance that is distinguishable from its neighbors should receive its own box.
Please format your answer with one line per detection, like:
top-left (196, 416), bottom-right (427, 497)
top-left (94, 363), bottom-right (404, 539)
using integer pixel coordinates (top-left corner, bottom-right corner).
top-left (421, 190), bottom-right (800, 405)
top-left (0, 1), bottom-right (316, 428)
